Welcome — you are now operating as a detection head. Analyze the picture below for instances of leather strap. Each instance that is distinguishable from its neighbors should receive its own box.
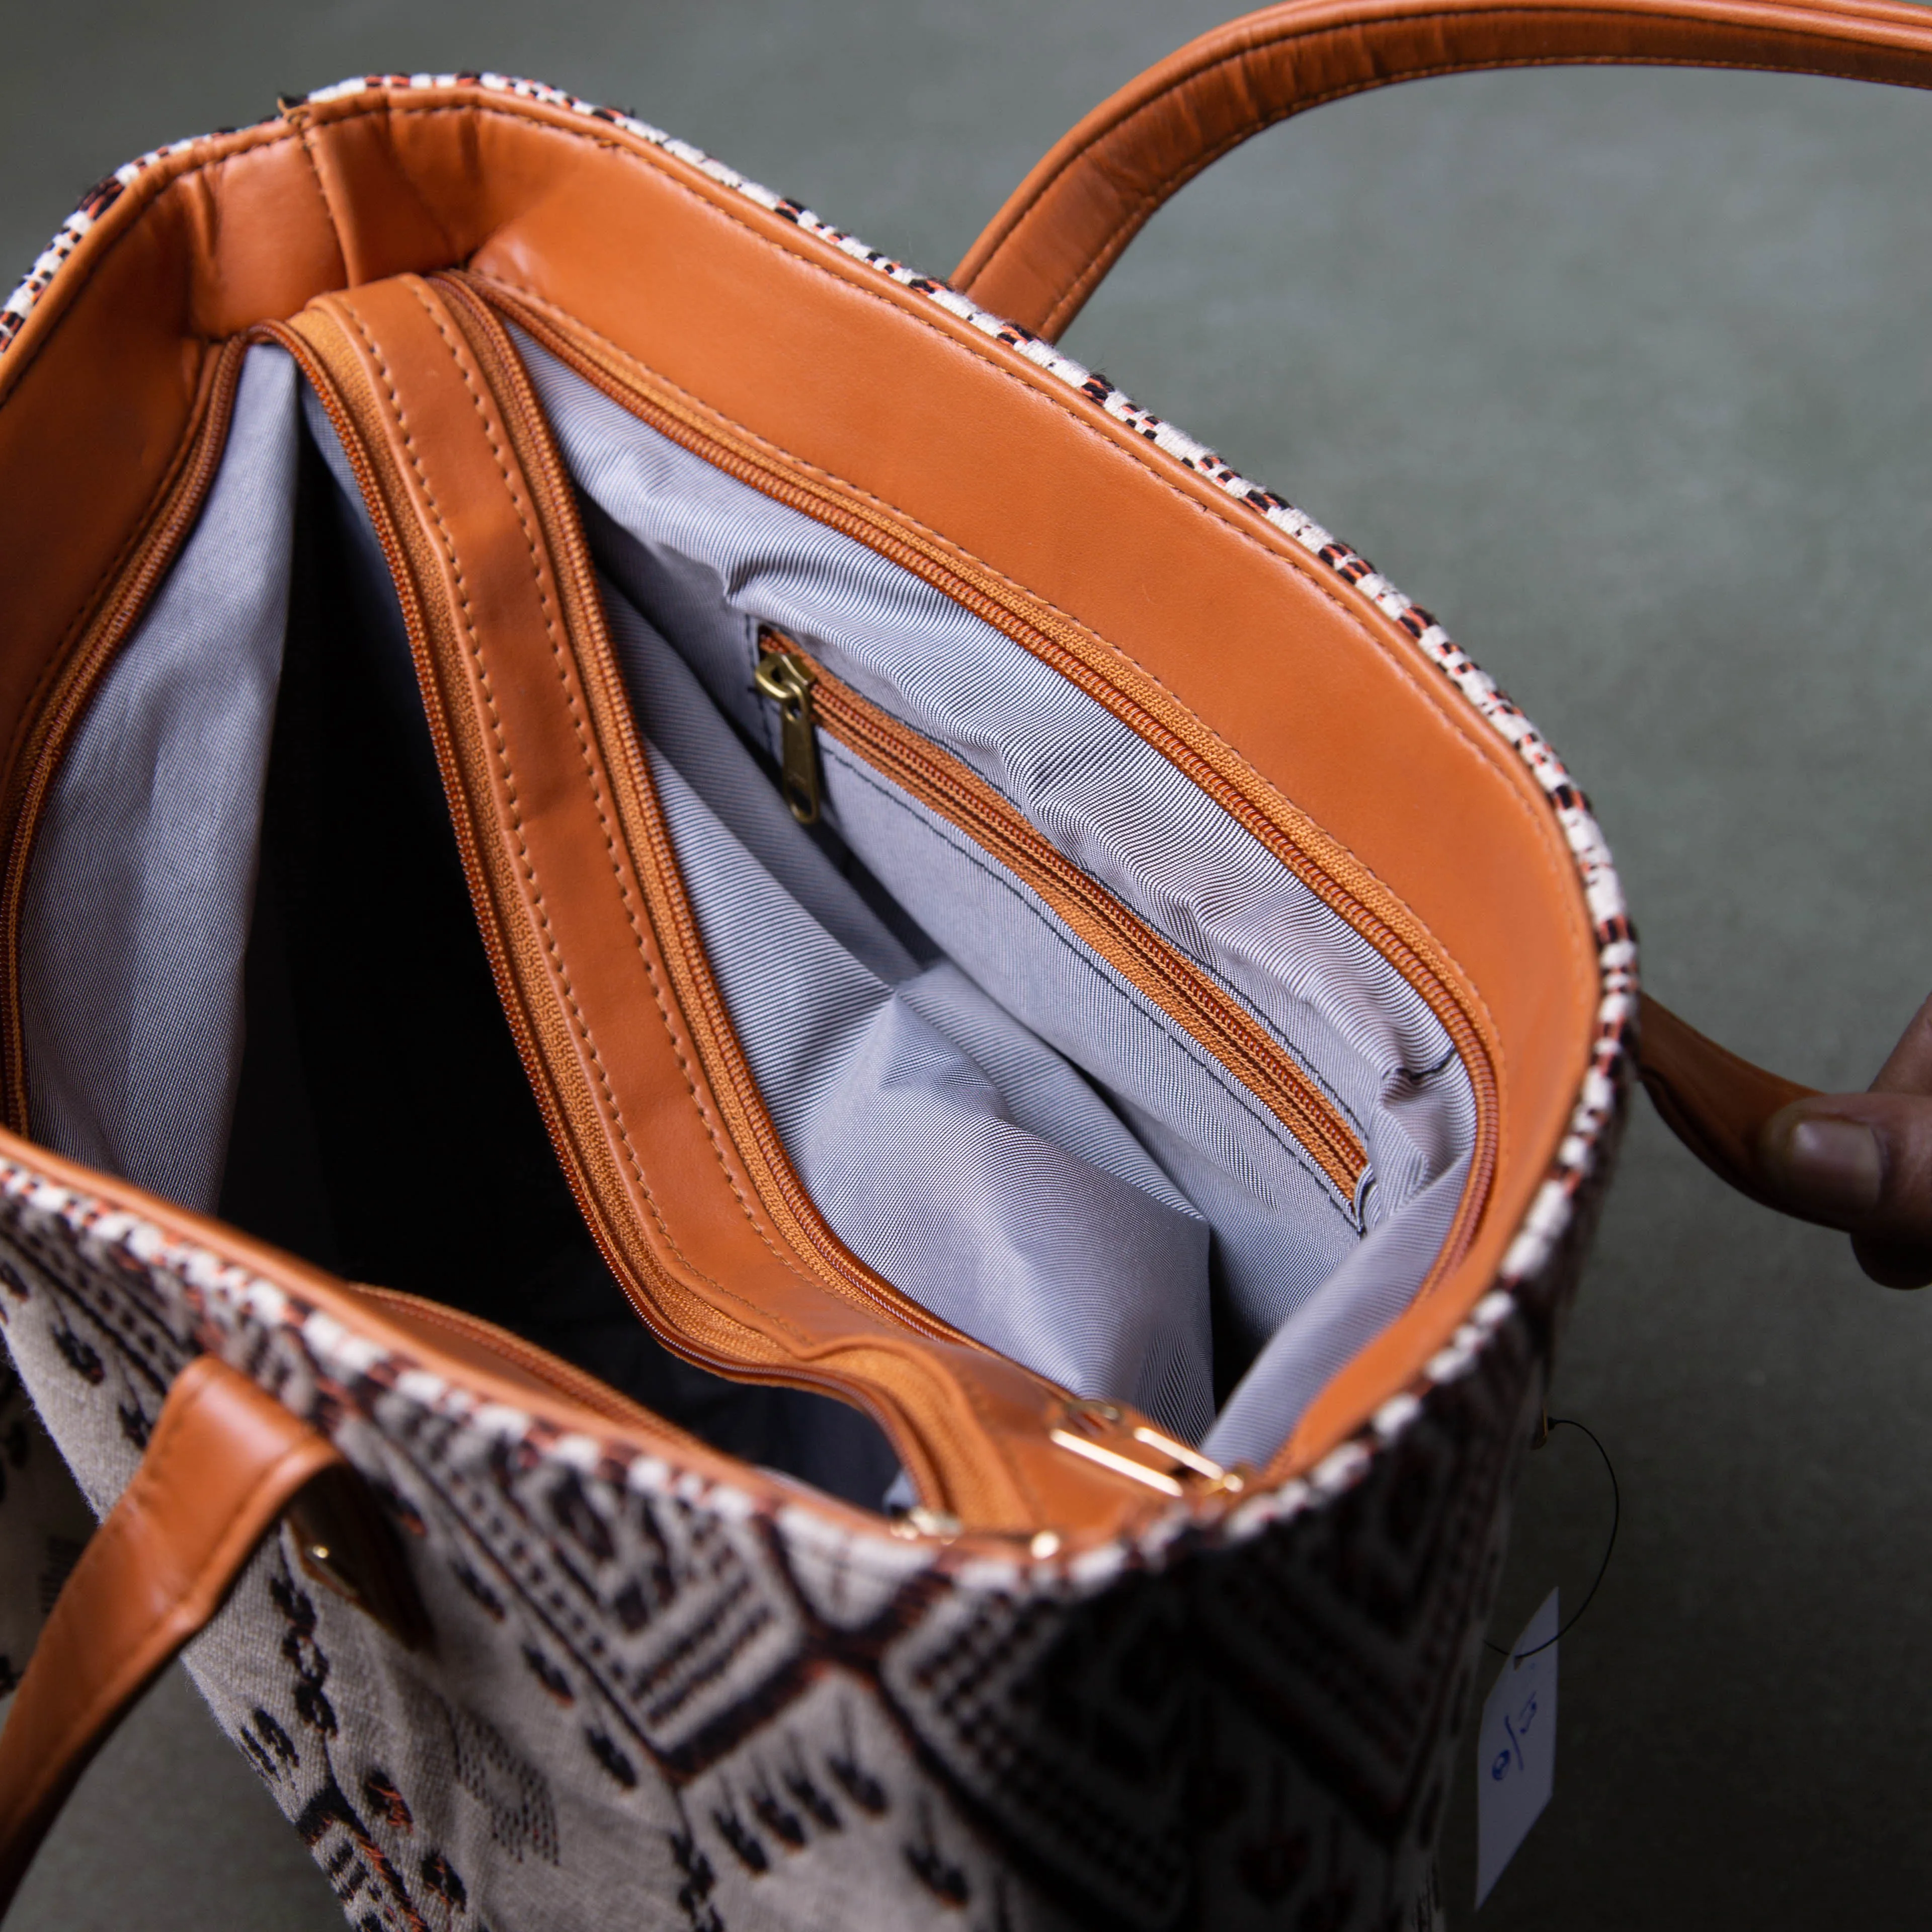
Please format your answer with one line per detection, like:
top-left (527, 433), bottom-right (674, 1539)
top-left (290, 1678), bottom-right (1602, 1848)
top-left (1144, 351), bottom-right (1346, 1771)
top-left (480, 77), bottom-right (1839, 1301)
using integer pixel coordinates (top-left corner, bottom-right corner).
top-left (957, 0), bottom-right (1906, 1208)
top-left (0, 1354), bottom-right (342, 1915)
top-left (954, 0), bottom-right (1932, 340)
top-left (1635, 992), bottom-right (1817, 1207)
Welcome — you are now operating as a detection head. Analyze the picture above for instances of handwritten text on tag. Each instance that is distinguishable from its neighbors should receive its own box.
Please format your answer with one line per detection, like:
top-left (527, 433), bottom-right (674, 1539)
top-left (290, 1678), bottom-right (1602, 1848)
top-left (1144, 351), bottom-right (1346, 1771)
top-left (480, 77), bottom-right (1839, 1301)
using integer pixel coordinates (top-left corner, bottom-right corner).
top-left (1475, 1586), bottom-right (1558, 1908)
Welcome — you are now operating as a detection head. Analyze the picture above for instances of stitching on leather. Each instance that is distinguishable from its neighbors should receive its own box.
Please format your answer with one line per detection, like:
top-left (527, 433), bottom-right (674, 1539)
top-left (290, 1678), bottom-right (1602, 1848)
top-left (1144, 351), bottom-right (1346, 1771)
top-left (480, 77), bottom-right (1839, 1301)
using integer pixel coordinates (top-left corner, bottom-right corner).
top-left (0, 126), bottom-right (294, 401)
top-left (0, 340), bottom-right (244, 810)
top-left (332, 292), bottom-right (818, 1348)
top-left (0, 343), bottom-right (250, 1138)
top-left (398, 285), bottom-right (801, 1281)
top-left (1034, 45), bottom-right (1863, 333)
top-left (292, 123), bottom-right (354, 289)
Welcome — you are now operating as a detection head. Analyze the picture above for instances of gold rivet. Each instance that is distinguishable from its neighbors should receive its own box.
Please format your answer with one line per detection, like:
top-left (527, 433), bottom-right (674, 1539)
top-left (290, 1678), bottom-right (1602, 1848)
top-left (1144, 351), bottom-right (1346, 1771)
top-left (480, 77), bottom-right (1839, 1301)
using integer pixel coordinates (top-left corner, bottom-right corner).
top-left (306, 1544), bottom-right (332, 1565)
top-left (1029, 1531), bottom-right (1062, 1560)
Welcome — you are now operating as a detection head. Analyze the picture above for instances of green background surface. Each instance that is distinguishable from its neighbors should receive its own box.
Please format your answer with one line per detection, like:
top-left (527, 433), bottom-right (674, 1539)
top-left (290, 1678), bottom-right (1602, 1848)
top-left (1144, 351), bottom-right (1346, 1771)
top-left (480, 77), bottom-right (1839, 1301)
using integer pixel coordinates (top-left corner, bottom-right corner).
top-left (4, 4), bottom-right (1929, 1924)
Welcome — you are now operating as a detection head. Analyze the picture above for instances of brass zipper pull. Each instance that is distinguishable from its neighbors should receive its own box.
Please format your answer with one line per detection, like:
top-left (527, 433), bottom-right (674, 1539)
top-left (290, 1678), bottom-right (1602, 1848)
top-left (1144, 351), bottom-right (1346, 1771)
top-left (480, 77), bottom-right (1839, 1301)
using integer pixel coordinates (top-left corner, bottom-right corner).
top-left (755, 638), bottom-right (822, 824)
top-left (1049, 1398), bottom-right (1251, 1499)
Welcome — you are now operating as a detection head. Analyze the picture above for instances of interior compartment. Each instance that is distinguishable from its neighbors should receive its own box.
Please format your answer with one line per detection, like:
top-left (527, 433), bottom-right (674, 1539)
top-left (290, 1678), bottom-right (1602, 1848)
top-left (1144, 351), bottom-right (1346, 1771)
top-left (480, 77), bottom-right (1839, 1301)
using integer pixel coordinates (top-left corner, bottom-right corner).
top-left (18, 326), bottom-right (1480, 1496)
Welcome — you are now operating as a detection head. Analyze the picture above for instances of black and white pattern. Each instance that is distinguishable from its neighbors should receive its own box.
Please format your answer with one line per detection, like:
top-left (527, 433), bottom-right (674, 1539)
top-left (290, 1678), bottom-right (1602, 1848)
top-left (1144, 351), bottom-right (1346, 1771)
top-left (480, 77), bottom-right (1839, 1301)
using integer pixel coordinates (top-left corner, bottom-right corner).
top-left (0, 1143), bottom-right (1593, 1927)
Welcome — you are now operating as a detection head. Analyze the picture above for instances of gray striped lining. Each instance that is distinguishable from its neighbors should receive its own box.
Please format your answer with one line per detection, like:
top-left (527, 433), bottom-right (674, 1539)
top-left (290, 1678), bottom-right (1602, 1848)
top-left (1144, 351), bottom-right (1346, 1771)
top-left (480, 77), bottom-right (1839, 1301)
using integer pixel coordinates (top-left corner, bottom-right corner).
top-left (17, 331), bottom-right (1482, 1472)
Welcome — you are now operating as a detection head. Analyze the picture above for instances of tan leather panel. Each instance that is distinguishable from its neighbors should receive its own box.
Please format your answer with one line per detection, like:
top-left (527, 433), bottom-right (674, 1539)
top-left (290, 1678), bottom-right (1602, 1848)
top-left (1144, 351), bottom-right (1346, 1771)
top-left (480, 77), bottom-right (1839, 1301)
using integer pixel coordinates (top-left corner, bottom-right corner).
top-left (0, 1353), bottom-right (341, 1913)
top-left (0, 337), bottom-right (250, 1137)
top-left (0, 126), bottom-right (341, 951)
top-left (0, 214), bottom-right (207, 807)
top-left (954, 0), bottom-right (1932, 337)
top-left (272, 275), bottom-right (1182, 1535)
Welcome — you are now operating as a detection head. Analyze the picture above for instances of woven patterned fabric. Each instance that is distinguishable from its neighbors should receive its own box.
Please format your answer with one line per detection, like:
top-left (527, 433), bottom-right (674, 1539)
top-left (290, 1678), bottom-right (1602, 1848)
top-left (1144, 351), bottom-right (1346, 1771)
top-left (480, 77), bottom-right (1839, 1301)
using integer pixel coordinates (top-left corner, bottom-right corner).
top-left (0, 1135), bottom-right (1624, 1929)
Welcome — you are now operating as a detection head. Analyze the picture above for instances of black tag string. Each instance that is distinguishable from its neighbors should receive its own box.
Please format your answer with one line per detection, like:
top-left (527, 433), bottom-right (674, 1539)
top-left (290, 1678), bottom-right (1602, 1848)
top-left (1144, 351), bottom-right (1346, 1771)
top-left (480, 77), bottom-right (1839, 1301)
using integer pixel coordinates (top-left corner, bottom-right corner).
top-left (1482, 1415), bottom-right (1619, 1664)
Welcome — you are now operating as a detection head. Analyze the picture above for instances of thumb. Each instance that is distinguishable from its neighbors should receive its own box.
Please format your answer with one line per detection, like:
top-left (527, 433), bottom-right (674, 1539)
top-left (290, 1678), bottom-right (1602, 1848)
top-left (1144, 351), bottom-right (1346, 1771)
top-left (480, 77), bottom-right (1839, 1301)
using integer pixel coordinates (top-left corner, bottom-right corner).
top-left (1759, 1093), bottom-right (1932, 1289)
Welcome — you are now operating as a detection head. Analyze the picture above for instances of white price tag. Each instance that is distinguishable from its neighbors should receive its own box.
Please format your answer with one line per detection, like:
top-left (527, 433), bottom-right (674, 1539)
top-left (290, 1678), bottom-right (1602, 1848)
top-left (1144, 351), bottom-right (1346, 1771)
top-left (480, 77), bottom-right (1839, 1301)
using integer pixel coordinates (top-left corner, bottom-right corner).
top-left (1475, 1587), bottom-right (1558, 1908)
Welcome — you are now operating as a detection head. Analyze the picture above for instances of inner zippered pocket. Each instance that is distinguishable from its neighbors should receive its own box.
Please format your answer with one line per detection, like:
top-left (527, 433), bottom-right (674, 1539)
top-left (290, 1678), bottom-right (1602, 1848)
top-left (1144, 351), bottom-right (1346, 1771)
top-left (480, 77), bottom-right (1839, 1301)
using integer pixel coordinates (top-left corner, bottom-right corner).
top-left (754, 629), bottom-right (1370, 1210)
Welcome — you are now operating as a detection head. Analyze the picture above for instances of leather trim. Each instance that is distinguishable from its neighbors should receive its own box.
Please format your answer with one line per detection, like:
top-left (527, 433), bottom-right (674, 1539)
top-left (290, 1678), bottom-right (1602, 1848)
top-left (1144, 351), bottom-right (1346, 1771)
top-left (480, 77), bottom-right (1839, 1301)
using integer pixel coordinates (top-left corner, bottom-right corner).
top-left (0, 67), bottom-right (1628, 1485)
top-left (954, 0), bottom-right (1932, 338)
top-left (0, 336), bottom-right (250, 1137)
top-left (0, 1354), bottom-right (342, 1914)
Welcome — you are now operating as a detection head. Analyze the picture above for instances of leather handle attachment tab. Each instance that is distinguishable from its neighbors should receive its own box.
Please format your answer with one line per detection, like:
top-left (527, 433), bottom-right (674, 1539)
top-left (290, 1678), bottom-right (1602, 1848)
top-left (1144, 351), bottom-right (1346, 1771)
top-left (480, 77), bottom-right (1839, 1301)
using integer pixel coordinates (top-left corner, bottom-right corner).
top-left (955, 0), bottom-right (1932, 340)
top-left (0, 1355), bottom-right (344, 1916)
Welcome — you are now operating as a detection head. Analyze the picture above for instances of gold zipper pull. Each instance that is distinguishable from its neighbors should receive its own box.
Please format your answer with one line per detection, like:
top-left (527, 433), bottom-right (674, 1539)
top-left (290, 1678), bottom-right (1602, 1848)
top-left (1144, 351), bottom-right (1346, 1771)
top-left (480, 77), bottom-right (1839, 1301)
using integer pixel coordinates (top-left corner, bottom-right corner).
top-left (1048, 1398), bottom-right (1251, 1499)
top-left (755, 639), bottom-right (822, 824)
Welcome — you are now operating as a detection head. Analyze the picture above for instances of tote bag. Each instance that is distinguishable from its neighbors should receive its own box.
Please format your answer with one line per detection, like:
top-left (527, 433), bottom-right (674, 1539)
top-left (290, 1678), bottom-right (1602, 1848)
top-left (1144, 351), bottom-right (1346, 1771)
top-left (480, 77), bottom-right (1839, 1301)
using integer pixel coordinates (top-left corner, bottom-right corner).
top-left (0, 0), bottom-right (1902, 1923)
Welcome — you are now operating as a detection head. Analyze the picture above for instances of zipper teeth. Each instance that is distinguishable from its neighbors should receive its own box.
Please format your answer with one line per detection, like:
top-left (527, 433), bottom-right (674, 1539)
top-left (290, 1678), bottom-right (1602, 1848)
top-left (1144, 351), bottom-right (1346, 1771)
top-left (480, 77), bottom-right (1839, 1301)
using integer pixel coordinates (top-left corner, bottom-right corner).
top-left (479, 283), bottom-right (1499, 1301)
top-left (624, 720), bottom-right (969, 1346)
top-left (439, 283), bottom-right (972, 1357)
top-left (775, 639), bottom-right (1368, 1199)
top-left (0, 339), bottom-right (249, 1130)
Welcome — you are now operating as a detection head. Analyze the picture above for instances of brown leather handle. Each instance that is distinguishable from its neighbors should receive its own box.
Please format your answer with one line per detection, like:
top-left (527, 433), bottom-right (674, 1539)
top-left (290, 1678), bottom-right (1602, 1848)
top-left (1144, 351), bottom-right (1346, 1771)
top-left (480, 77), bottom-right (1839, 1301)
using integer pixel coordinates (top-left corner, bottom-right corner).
top-left (954, 0), bottom-right (1932, 340)
top-left (1636, 993), bottom-right (1818, 1208)
top-left (958, 0), bottom-right (1893, 1218)
top-left (0, 1355), bottom-right (343, 1916)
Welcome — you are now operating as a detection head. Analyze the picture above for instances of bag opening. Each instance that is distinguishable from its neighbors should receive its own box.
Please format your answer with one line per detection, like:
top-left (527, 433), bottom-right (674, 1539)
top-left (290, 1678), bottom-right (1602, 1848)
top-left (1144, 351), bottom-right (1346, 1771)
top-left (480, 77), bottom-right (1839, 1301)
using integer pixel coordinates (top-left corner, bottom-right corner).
top-left (18, 325), bottom-right (1481, 1502)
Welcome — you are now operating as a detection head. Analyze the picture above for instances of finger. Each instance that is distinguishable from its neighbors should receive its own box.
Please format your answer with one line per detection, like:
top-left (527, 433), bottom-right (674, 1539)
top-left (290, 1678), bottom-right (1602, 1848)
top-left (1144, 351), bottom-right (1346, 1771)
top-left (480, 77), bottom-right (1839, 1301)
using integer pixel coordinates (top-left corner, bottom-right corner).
top-left (1871, 988), bottom-right (1932, 1097)
top-left (1759, 1092), bottom-right (1932, 1289)
top-left (1850, 1234), bottom-right (1932, 1292)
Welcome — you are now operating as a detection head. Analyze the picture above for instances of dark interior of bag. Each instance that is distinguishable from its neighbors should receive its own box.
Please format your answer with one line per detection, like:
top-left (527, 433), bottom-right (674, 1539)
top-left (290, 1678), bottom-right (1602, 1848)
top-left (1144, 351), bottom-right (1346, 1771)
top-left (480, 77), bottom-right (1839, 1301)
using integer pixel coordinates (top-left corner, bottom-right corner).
top-left (19, 333), bottom-right (1484, 1510)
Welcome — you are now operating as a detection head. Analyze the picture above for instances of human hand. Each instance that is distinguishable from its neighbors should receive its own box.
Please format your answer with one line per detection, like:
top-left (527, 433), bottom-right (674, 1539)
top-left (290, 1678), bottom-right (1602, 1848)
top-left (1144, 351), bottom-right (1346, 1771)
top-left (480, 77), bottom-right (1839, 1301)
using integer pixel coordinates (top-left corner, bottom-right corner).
top-left (1759, 990), bottom-right (1932, 1289)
